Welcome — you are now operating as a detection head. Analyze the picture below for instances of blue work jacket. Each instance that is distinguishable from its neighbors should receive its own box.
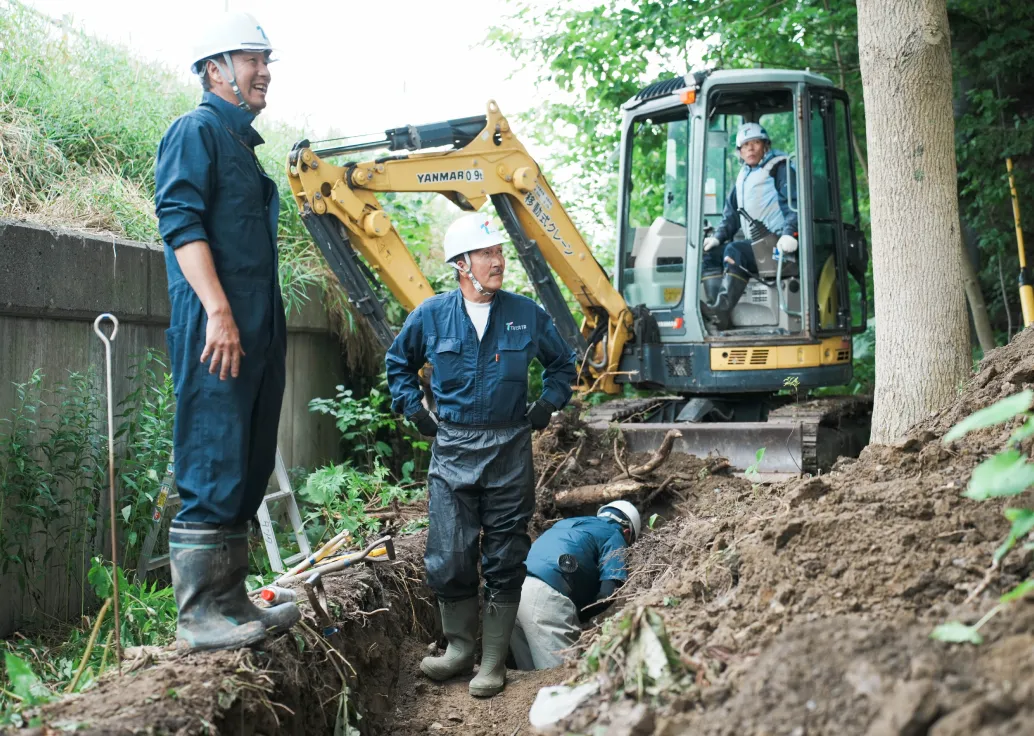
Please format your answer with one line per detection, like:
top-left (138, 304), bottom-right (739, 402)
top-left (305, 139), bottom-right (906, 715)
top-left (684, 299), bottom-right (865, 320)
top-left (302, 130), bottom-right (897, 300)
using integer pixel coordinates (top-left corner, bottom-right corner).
top-left (385, 288), bottom-right (577, 426)
top-left (154, 92), bottom-right (285, 354)
top-left (526, 517), bottom-right (629, 610)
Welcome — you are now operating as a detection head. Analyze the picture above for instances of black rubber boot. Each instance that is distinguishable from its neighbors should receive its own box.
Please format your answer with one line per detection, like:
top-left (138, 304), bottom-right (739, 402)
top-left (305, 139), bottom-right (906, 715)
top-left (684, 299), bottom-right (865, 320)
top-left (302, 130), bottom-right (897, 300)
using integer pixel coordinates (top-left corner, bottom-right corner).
top-left (219, 524), bottom-right (301, 635)
top-left (700, 270), bottom-right (723, 307)
top-left (701, 271), bottom-right (749, 330)
top-left (169, 522), bottom-right (267, 652)
top-left (469, 599), bottom-right (520, 698)
top-left (421, 596), bottom-right (478, 681)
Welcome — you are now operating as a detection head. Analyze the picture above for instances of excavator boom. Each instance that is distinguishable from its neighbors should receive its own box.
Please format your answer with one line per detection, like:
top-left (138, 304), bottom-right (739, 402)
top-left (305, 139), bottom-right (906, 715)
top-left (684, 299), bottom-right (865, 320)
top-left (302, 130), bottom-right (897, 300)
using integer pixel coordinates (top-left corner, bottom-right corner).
top-left (287, 100), bottom-right (632, 394)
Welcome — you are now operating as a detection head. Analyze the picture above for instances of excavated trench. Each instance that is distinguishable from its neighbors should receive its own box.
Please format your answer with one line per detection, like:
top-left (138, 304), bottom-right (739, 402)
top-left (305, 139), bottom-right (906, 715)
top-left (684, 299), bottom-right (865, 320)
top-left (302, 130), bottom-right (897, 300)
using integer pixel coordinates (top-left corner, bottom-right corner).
top-left (27, 534), bottom-right (568, 736)
top-left (25, 421), bottom-right (747, 736)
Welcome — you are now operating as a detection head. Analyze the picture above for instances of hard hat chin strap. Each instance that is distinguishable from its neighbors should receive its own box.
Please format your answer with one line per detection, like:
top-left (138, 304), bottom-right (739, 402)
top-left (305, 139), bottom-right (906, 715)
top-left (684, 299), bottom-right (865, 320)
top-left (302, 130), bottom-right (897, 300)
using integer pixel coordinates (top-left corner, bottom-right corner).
top-left (598, 510), bottom-right (634, 538)
top-left (212, 53), bottom-right (253, 112)
top-left (451, 254), bottom-right (497, 296)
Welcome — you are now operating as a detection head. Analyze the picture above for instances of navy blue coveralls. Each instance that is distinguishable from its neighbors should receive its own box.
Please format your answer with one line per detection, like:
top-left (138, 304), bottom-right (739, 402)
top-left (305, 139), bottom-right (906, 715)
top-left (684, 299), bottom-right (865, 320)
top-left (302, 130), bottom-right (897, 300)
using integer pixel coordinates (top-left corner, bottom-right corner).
top-left (154, 92), bottom-right (286, 526)
top-left (705, 149), bottom-right (798, 279)
top-left (524, 517), bottom-right (629, 613)
top-left (386, 289), bottom-right (577, 603)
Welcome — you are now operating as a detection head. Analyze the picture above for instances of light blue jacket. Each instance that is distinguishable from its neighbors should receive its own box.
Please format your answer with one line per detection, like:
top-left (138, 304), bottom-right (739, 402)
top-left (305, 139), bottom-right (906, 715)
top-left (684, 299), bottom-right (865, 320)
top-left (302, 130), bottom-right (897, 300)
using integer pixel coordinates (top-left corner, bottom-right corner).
top-left (714, 148), bottom-right (798, 243)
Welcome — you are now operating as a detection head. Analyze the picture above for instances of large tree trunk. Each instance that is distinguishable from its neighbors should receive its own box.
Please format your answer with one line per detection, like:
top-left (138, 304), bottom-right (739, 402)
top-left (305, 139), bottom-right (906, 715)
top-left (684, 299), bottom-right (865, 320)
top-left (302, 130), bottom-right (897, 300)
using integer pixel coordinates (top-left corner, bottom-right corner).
top-left (857, 0), bottom-right (971, 444)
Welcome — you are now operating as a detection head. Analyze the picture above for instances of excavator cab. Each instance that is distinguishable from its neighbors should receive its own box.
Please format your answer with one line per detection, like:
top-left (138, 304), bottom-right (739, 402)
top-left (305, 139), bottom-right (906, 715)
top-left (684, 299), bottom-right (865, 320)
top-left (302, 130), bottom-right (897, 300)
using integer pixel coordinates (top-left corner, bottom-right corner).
top-left (615, 69), bottom-right (868, 406)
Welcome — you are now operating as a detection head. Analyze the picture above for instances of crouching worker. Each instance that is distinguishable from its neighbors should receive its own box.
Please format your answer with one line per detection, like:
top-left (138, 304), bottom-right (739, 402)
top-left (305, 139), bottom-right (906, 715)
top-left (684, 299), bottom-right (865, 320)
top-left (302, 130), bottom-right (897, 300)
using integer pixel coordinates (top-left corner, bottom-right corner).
top-left (154, 12), bottom-right (300, 651)
top-left (386, 213), bottom-right (577, 697)
top-left (510, 501), bottom-right (641, 670)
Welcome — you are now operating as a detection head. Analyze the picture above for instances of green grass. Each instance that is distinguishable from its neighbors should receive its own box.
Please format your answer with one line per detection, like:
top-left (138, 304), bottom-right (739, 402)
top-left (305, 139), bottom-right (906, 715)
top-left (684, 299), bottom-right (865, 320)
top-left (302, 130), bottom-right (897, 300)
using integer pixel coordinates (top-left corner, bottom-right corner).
top-left (0, 2), bottom-right (409, 368)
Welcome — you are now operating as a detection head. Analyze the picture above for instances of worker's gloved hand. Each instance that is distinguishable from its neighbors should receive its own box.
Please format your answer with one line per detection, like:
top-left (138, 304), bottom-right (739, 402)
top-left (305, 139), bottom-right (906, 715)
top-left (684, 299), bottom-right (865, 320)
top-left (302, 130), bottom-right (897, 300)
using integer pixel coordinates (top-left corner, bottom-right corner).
top-left (407, 407), bottom-right (439, 437)
top-left (777, 234), bottom-right (798, 253)
top-left (703, 236), bottom-right (721, 251)
top-left (525, 399), bottom-right (557, 430)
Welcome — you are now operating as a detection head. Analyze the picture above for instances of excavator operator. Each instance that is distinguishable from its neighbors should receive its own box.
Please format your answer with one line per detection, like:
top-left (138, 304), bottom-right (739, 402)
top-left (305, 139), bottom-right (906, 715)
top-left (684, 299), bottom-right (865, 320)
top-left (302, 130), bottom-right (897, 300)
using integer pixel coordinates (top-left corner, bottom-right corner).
top-left (386, 213), bottom-right (577, 697)
top-left (701, 122), bottom-right (799, 328)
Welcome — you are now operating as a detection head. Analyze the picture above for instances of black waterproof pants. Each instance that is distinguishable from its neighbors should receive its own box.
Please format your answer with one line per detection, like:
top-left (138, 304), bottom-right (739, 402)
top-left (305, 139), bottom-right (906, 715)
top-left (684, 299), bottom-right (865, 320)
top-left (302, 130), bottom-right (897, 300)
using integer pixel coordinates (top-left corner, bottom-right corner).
top-left (424, 422), bottom-right (535, 603)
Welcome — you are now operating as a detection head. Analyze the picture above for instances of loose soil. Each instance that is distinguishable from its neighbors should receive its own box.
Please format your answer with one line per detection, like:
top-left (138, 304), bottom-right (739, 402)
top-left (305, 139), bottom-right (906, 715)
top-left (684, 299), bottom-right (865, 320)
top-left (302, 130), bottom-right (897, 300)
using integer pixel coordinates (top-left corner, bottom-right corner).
top-left (11, 329), bottom-right (1034, 735)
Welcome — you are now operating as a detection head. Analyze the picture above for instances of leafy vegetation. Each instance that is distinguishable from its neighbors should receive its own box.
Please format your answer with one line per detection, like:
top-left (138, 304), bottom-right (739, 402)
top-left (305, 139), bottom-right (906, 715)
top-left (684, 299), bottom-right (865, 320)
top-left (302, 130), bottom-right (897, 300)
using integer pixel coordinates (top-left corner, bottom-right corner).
top-left (0, 370), bottom-right (104, 615)
top-left (300, 377), bottom-right (430, 545)
top-left (0, 557), bottom-right (176, 721)
top-left (932, 389), bottom-right (1034, 644)
top-left (308, 379), bottom-right (429, 478)
top-left (0, 365), bottom-right (432, 720)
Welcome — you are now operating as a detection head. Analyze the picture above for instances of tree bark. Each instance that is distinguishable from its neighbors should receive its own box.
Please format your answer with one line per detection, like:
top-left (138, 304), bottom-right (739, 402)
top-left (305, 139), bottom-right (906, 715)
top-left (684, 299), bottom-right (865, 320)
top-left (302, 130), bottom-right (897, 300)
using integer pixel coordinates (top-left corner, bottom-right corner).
top-left (857, 0), bottom-right (971, 443)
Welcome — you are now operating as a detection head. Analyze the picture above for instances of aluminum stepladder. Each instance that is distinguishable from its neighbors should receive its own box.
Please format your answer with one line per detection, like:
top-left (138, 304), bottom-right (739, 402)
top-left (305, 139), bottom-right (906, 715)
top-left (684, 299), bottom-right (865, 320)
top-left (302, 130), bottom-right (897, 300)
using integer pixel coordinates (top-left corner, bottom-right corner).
top-left (137, 446), bottom-right (312, 579)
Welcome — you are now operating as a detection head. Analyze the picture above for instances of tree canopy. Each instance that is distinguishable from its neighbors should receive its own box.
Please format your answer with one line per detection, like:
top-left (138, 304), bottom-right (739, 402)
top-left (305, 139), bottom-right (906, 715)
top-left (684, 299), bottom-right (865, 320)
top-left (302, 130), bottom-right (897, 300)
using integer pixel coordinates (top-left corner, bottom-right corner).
top-left (491, 0), bottom-right (1034, 341)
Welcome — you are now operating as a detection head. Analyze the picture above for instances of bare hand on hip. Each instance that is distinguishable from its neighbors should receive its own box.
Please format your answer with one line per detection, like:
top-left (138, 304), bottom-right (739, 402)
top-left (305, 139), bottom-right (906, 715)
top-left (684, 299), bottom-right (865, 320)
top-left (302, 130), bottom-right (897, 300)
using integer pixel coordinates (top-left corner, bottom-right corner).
top-left (201, 309), bottom-right (245, 380)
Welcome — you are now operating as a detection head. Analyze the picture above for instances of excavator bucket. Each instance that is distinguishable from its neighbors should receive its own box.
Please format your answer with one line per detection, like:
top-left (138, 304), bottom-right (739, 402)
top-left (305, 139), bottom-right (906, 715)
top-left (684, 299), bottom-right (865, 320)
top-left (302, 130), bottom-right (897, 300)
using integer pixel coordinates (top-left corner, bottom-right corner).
top-left (582, 396), bottom-right (871, 475)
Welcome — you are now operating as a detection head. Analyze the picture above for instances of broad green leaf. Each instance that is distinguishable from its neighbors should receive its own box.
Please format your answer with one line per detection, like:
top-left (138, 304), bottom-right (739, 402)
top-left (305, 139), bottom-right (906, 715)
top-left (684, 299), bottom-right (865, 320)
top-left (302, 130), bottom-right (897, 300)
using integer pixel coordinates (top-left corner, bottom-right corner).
top-left (121, 505), bottom-right (132, 523)
top-left (4, 653), bottom-right (50, 703)
top-left (1011, 416), bottom-right (1034, 445)
top-left (944, 390), bottom-right (1033, 443)
top-left (994, 509), bottom-right (1034, 563)
top-left (963, 450), bottom-right (1034, 500)
top-left (1001, 579), bottom-right (1034, 603)
top-left (930, 621), bottom-right (983, 645)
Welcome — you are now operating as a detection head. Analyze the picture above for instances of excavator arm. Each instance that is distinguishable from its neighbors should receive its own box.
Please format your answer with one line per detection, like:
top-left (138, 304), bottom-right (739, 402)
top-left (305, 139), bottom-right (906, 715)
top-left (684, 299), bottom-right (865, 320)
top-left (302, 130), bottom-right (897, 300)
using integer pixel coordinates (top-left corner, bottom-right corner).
top-left (287, 100), bottom-right (634, 394)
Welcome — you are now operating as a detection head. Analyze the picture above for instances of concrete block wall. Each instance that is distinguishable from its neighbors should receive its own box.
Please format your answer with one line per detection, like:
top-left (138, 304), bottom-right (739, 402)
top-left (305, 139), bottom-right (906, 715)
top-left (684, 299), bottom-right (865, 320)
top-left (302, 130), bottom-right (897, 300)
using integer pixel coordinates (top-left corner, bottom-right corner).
top-left (0, 220), bottom-right (346, 635)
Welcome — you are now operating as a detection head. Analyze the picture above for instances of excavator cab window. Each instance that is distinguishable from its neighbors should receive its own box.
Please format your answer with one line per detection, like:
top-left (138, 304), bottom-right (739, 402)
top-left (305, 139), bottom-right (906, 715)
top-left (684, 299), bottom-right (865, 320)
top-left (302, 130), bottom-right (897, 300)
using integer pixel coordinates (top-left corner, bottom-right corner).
top-left (702, 87), bottom-right (803, 334)
top-left (619, 109), bottom-right (690, 310)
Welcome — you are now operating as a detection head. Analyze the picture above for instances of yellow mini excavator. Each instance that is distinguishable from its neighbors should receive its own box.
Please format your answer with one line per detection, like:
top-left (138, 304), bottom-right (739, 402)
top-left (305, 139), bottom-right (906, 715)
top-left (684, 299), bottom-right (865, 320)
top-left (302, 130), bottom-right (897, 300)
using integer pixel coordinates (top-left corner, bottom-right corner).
top-left (286, 69), bottom-right (871, 473)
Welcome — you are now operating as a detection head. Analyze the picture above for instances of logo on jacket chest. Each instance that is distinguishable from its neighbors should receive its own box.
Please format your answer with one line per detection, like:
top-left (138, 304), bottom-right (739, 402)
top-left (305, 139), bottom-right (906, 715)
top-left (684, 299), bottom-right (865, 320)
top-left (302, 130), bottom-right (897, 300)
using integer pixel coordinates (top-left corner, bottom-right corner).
top-left (505, 322), bottom-right (527, 331)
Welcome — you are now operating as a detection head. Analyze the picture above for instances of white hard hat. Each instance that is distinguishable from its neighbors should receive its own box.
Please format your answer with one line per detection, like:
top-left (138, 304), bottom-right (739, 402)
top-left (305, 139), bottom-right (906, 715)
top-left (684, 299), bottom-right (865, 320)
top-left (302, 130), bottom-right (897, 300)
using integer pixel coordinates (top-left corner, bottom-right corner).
top-left (190, 12), bottom-right (273, 75)
top-left (598, 500), bottom-right (642, 542)
top-left (736, 122), bottom-right (770, 148)
top-left (443, 213), bottom-right (508, 264)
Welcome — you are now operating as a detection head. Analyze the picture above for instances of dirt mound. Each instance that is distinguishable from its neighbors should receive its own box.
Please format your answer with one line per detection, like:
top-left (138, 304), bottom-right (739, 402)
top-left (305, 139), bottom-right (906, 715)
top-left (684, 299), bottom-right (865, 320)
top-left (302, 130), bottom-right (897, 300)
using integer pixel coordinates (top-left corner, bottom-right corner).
top-left (547, 329), bottom-right (1034, 734)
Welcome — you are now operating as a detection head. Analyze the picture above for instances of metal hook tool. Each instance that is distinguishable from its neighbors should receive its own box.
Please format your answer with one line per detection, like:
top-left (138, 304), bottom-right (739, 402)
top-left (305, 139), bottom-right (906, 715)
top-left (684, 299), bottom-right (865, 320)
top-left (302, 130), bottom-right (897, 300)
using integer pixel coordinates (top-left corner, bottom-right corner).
top-left (93, 313), bottom-right (122, 675)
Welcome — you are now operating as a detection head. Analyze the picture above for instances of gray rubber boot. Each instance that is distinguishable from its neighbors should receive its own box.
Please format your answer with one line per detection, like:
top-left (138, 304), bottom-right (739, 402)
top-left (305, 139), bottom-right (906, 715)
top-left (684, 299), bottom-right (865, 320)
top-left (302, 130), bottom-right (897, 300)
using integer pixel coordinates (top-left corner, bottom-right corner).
top-left (219, 524), bottom-right (301, 634)
top-left (421, 596), bottom-right (478, 681)
top-left (169, 522), bottom-right (267, 652)
top-left (469, 599), bottom-right (520, 698)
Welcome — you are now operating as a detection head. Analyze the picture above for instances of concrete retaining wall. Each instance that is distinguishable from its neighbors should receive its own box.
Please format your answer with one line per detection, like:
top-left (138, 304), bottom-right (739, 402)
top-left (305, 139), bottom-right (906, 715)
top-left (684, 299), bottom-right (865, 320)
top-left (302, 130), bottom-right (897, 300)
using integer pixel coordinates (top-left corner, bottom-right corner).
top-left (0, 220), bottom-right (346, 636)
